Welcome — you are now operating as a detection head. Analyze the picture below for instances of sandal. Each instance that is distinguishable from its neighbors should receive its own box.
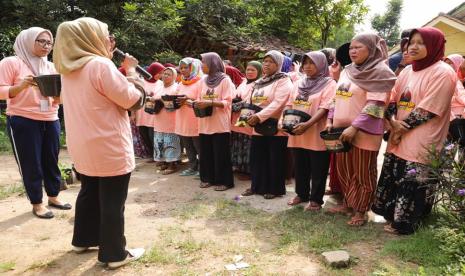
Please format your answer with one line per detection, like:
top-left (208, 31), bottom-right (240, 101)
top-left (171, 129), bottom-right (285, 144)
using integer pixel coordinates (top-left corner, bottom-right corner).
top-left (241, 189), bottom-right (254, 196)
top-left (179, 168), bottom-right (197, 176)
top-left (161, 168), bottom-right (176, 175)
top-left (287, 196), bottom-right (303, 206)
top-left (326, 205), bottom-right (352, 216)
top-left (264, 194), bottom-right (276, 200)
top-left (384, 224), bottom-right (400, 235)
top-left (199, 182), bottom-right (212, 188)
top-left (347, 213), bottom-right (367, 227)
top-left (304, 201), bottom-right (321, 211)
top-left (214, 185), bottom-right (231, 191)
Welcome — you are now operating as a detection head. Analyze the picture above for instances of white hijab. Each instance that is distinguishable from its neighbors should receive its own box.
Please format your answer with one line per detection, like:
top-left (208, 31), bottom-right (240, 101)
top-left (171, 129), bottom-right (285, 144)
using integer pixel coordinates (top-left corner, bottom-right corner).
top-left (13, 27), bottom-right (53, 75)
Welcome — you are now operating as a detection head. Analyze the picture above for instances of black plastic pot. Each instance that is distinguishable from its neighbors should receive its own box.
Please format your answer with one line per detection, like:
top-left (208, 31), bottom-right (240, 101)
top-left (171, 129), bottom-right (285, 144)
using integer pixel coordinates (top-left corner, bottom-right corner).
top-left (193, 104), bottom-right (213, 118)
top-left (319, 127), bottom-right (351, 153)
top-left (161, 94), bottom-right (185, 110)
top-left (33, 74), bottom-right (61, 97)
top-left (449, 118), bottom-right (465, 146)
top-left (282, 109), bottom-right (311, 135)
top-left (237, 103), bottom-right (262, 122)
top-left (144, 100), bottom-right (164, 114)
top-left (254, 118), bottom-right (278, 136)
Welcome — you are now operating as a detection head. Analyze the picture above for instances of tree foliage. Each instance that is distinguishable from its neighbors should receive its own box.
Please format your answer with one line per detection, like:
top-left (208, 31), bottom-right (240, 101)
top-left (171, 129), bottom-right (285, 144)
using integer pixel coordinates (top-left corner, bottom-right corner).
top-left (371, 0), bottom-right (403, 48)
top-left (0, 0), bottom-right (368, 62)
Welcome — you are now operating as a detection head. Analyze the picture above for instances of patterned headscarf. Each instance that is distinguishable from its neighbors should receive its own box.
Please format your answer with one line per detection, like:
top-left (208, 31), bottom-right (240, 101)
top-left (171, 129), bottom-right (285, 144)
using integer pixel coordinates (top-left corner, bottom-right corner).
top-left (179, 57), bottom-right (202, 85)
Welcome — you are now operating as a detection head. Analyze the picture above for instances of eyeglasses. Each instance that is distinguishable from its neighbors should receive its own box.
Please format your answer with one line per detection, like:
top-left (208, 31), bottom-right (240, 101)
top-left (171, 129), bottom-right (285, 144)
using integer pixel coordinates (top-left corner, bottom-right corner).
top-left (35, 39), bottom-right (53, 48)
top-left (109, 34), bottom-right (115, 43)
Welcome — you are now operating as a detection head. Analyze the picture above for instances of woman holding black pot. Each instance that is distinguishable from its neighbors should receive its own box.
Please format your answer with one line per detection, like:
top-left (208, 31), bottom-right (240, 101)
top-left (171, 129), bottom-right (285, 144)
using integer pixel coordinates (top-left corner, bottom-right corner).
top-left (241, 50), bottom-right (293, 199)
top-left (326, 33), bottom-right (396, 226)
top-left (54, 17), bottom-right (145, 268)
top-left (0, 27), bottom-right (70, 219)
top-left (195, 52), bottom-right (235, 191)
top-left (286, 51), bottom-right (336, 210)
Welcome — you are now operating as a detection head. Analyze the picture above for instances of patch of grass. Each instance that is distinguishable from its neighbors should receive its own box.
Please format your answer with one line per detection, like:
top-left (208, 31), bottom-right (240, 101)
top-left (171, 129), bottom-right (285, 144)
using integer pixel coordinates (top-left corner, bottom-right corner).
top-left (0, 114), bottom-right (12, 154)
top-left (0, 261), bottom-right (15, 272)
top-left (173, 203), bottom-right (213, 220)
top-left (25, 260), bottom-right (57, 271)
top-left (381, 227), bottom-right (452, 274)
top-left (138, 245), bottom-right (174, 265)
top-left (0, 183), bottom-right (25, 200)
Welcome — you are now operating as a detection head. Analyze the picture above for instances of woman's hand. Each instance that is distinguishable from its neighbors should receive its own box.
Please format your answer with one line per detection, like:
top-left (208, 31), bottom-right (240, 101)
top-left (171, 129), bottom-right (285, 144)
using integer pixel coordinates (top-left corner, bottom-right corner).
top-left (176, 95), bottom-right (188, 106)
top-left (194, 101), bottom-right (212, 109)
top-left (340, 126), bottom-right (358, 144)
top-left (121, 54), bottom-right (139, 72)
top-left (292, 122), bottom-right (309, 135)
top-left (325, 120), bottom-right (333, 132)
top-left (247, 115), bottom-right (260, 126)
top-left (390, 119), bottom-right (410, 136)
top-left (8, 75), bottom-right (36, 98)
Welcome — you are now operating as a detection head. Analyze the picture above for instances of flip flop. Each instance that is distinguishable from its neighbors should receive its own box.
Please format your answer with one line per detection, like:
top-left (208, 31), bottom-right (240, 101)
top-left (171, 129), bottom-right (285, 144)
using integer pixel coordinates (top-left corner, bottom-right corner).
top-left (161, 168), bottom-right (176, 175)
top-left (287, 196), bottom-right (303, 206)
top-left (214, 185), bottom-right (231, 191)
top-left (347, 215), bottom-right (367, 227)
top-left (384, 224), bottom-right (400, 235)
top-left (241, 189), bottom-right (254, 196)
top-left (199, 182), bottom-right (212, 188)
top-left (33, 209), bottom-right (54, 219)
top-left (304, 201), bottom-right (322, 211)
top-left (326, 205), bottom-right (351, 216)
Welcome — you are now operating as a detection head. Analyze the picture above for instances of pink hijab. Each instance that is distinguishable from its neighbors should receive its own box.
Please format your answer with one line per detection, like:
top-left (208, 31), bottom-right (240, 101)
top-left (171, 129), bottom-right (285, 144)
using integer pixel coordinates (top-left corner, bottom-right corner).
top-left (446, 54), bottom-right (464, 72)
top-left (13, 27), bottom-right (53, 76)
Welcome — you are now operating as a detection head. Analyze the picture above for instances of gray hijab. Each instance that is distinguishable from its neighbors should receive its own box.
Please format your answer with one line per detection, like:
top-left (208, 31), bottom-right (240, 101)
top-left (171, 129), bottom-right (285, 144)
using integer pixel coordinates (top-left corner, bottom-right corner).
top-left (298, 51), bottom-right (333, 99)
top-left (200, 52), bottom-right (227, 88)
top-left (345, 33), bottom-right (396, 92)
top-left (254, 50), bottom-right (287, 89)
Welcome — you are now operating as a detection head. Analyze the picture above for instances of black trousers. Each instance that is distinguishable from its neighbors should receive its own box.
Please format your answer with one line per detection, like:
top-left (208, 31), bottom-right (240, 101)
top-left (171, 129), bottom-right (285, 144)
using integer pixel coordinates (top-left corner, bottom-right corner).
top-left (293, 148), bottom-right (330, 204)
top-left (199, 133), bottom-right (234, 187)
top-left (250, 135), bottom-right (288, 195)
top-left (138, 126), bottom-right (153, 156)
top-left (6, 116), bottom-right (61, 204)
top-left (180, 136), bottom-right (200, 171)
top-left (72, 173), bottom-right (130, 262)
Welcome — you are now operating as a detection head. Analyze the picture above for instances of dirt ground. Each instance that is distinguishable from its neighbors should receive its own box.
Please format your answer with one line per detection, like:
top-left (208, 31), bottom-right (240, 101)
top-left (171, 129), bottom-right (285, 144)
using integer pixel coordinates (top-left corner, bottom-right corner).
top-left (0, 147), bottom-right (394, 275)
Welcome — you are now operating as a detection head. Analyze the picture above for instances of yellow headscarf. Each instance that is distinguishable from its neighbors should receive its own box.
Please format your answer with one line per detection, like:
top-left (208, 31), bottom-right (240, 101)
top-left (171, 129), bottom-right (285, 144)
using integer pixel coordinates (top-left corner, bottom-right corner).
top-left (53, 17), bottom-right (111, 75)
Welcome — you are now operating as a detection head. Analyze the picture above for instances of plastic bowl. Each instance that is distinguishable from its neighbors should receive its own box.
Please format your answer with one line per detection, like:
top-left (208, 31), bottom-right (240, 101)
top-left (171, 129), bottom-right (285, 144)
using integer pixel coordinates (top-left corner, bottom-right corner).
top-left (282, 109), bottom-right (311, 135)
top-left (33, 74), bottom-right (61, 97)
top-left (319, 127), bottom-right (351, 152)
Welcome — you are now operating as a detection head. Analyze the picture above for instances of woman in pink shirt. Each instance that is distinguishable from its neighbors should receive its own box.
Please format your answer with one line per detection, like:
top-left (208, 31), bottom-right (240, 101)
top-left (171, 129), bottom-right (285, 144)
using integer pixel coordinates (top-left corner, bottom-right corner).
top-left (0, 27), bottom-right (70, 219)
top-left (241, 50), bottom-right (293, 199)
top-left (286, 51), bottom-right (336, 210)
top-left (152, 68), bottom-right (181, 174)
top-left (53, 17), bottom-right (145, 267)
top-left (444, 54), bottom-right (465, 119)
top-left (195, 52), bottom-right (235, 191)
top-left (175, 58), bottom-right (202, 177)
top-left (372, 27), bottom-right (456, 235)
top-left (231, 61), bottom-right (262, 177)
top-left (136, 62), bottom-right (165, 158)
top-left (327, 33), bottom-right (396, 226)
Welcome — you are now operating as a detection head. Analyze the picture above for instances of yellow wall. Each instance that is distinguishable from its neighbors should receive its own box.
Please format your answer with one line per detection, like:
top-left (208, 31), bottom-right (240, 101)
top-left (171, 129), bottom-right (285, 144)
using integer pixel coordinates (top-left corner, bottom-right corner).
top-left (433, 21), bottom-right (465, 56)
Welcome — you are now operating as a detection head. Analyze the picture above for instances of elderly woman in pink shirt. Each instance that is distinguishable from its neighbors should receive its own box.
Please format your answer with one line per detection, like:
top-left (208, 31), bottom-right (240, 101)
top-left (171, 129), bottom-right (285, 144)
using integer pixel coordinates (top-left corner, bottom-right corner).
top-left (241, 50), bottom-right (293, 199)
top-left (53, 17), bottom-right (145, 268)
top-left (0, 27), bottom-right (70, 219)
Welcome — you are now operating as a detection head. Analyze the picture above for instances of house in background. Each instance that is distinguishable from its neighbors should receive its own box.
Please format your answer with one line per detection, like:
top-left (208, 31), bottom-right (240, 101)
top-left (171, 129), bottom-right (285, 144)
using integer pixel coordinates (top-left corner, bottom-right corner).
top-left (390, 2), bottom-right (465, 56)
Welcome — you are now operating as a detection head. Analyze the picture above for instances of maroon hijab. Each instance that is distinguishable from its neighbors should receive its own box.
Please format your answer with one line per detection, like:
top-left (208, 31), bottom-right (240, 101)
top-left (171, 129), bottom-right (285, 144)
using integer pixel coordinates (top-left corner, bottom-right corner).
top-left (146, 62), bottom-right (166, 83)
top-left (408, 27), bottom-right (445, 72)
top-left (225, 65), bottom-right (245, 87)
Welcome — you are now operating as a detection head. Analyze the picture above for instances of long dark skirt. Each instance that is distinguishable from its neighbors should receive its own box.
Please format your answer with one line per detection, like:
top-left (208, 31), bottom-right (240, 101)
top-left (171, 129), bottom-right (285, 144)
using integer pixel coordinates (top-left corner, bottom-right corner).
top-left (372, 153), bottom-right (435, 235)
top-left (231, 132), bottom-right (251, 174)
top-left (250, 135), bottom-right (288, 196)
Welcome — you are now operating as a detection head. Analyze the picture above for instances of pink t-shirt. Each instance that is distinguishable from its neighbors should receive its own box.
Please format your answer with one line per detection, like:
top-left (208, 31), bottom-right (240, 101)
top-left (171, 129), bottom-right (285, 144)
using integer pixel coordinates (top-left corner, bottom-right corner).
top-left (153, 82), bottom-right (178, 133)
top-left (389, 61), bottom-right (456, 164)
top-left (287, 79), bottom-right (336, 151)
top-left (250, 76), bottom-right (293, 136)
top-left (333, 70), bottom-right (390, 152)
top-left (198, 77), bottom-right (234, 134)
top-left (450, 80), bottom-right (465, 120)
top-left (0, 56), bottom-right (59, 121)
top-left (135, 80), bottom-right (162, 127)
top-left (61, 56), bottom-right (141, 177)
top-left (174, 80), bottom-right (202, 137)
top-left (231, 80), bottom-right (254, 135)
